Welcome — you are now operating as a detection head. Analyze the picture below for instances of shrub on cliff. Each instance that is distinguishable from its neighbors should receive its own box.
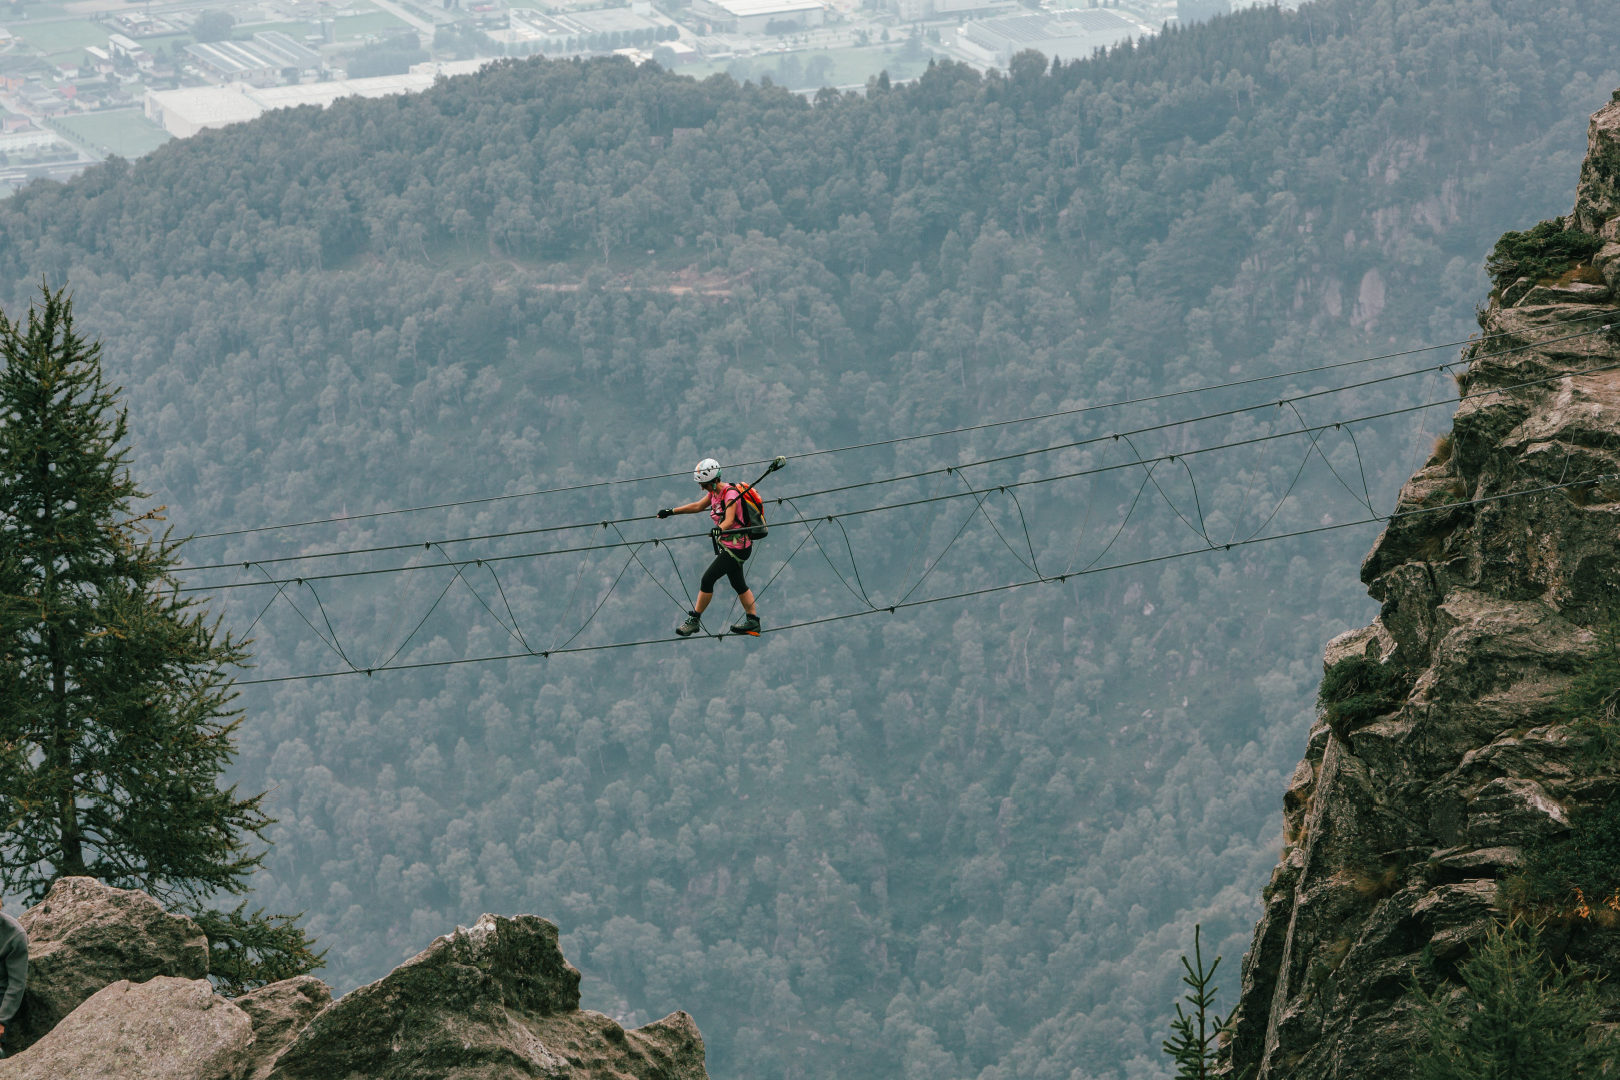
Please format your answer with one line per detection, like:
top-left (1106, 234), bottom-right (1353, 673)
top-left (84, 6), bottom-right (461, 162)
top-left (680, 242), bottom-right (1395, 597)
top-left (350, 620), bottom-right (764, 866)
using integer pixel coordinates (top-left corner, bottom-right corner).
top-left (1510, 624), bottom-right (1620, 916)
top-left (1317, 656), bottom-right (1409, 738)
top-left (1485, 218), bottom-right (1605, 291)
top-left (1412, 918), bottom-right (1614, 1079)
top-left (1515, 802), bottom-right (1620, 920)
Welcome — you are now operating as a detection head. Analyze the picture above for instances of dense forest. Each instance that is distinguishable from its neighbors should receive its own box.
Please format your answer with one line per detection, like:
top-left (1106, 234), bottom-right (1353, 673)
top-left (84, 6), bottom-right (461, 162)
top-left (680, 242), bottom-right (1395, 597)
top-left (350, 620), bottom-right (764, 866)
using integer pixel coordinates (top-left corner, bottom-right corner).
top-left (0, 0), bottom-right (1615, 1076)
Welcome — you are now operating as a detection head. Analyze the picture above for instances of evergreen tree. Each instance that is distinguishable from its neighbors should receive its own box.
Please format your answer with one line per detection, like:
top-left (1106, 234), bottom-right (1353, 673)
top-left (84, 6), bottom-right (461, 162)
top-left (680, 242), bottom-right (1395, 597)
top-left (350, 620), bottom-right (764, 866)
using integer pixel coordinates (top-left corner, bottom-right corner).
top-left (0, 285), bottom-right (320, 992)
top-left (1412, 918), bottom-right (1616, 1080)
top-left (1164, 925), bottom-right (1238, 1079)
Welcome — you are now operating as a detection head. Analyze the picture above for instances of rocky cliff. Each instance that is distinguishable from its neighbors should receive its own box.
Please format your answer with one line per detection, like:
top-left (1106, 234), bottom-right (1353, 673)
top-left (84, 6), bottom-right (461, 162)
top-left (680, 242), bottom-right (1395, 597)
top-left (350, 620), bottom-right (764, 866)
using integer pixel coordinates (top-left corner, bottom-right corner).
top-left (1223, 90), bottom-right (1620, 1078)
top-left (0, 878), bottom-right (707, 1080)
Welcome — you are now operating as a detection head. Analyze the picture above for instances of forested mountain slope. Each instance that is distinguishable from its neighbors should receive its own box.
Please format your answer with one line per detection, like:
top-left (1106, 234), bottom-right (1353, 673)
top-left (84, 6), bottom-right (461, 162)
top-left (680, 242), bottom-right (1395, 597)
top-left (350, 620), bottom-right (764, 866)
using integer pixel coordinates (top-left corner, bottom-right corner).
top-left (0, 1), bottom-right (1614, 1076)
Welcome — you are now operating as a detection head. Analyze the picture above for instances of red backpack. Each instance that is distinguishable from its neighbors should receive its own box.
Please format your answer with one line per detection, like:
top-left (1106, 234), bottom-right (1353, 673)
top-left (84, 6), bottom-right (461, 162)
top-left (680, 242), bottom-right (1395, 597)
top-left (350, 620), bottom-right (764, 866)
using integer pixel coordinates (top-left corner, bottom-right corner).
top-left (728, 482), bottom-right (769, 541)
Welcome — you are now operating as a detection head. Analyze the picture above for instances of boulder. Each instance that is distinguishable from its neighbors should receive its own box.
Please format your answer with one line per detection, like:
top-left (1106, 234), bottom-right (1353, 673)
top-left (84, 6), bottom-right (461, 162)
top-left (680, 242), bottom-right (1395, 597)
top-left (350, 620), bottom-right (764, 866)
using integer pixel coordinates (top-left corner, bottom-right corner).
top-left (1516, 281), bottom-right (1612, 307)
top-left (233, 976), bottom-right (331, 1080)
top-left (1573, 91), bottom-right (1620, 239)
top-left (0, 976), bottom-right (252, 1080)
top-left (3, 878), bottom-right (208, 1055)
top-left (267, 913), bottom-right (708, 1080)
top-left (619, 1010), bottom-right (708, 1080)
top-left (1464, 777), bottom-right (1570, 845)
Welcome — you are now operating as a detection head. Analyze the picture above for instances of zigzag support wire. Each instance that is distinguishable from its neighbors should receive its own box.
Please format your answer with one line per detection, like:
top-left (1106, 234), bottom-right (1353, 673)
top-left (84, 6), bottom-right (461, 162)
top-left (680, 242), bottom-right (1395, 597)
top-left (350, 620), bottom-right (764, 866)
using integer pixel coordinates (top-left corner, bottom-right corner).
top-left (947, 468), bottom-right (1042, 576)
top-left (611, 522), bottom-right (693, 614)
top-left (775, 495), bottom-right (878, 610)
top-left (1116, 432), bottom-right (1215, 549)
top-left (1279, 400), bottom-right (1376, 513)
top-left (551, 547), bottom-right (641, 653)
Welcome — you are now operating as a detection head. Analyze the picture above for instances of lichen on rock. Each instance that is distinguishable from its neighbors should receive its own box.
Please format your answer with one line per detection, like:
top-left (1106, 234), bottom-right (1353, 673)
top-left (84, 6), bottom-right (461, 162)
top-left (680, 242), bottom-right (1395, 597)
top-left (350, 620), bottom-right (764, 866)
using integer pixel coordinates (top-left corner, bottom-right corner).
top-left (0, 883), bottom-right (705, 1080)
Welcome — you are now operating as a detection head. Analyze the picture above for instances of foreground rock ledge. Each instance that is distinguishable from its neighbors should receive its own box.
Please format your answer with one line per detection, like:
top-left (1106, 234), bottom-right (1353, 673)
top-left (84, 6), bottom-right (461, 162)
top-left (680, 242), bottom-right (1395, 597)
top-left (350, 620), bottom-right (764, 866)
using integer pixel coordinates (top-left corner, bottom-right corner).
top-left (268, 913), bottom-right (708, 1080)
top-left (0, 879), bottom-right (707, 1080)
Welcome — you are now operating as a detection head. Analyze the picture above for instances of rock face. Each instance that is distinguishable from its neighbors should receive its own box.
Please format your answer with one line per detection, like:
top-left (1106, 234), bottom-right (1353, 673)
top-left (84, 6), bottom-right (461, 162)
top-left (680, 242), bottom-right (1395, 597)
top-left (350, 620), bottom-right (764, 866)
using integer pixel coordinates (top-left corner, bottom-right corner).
top-left (1225, 92), bottom-right (1620, 1078)
top-left (0, 976), bottom-right (253, 1080)
top-left (267, 913), bottom-right (707, 1080)
top-left (2, 877), bottom-right (209, 1055)
top-left (234, 976), bottom-right (332, 1080)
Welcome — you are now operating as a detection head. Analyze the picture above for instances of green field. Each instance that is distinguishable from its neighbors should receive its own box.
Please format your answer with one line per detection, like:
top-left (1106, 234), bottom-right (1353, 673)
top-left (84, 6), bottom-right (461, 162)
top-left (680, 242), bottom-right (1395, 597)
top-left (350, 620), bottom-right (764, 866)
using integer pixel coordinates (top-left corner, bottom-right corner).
top-left (55, 109), bottom-right (171, 159)
top-left (142, 31), bottom-right (195, 53)
top-left (245, 20), bottom-right (315, 40)
top-left (333, 10), bottom-right (410, 39)
top-left (14, 17), bottom-right (109, 53)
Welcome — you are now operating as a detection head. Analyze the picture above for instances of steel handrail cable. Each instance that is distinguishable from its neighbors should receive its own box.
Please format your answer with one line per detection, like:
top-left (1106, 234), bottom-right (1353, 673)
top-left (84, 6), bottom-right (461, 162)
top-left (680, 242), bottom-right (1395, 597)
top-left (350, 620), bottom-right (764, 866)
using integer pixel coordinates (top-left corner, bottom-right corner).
top-left (235, 470), bottom-right (1618, 684)
top-left (778, 349), bottom-right (1620, 529)
top-left (182, 311), bottom-right (1620, 543)
top-left (173, 350), bottom-right (1462, 573)
top-left (179, 348), bottom-right (1620, 596)
top-left (778, 321), bottom-right (1616, 504)
top-left (173, 318), bottom-right (1619, 574)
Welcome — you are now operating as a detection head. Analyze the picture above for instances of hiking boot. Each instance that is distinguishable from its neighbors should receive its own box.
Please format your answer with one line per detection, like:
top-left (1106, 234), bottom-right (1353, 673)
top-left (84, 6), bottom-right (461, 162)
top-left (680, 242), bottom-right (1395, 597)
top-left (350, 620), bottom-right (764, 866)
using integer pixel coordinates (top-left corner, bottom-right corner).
top-left (730, 614), bottom-right (762, 637)
top-left (675, 611), bottom-right (703, 637)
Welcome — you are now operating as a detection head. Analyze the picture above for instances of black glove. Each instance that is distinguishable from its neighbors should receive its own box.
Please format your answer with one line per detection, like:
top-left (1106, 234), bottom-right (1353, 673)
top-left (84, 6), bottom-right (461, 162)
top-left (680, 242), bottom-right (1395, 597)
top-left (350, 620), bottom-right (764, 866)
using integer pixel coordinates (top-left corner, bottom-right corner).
top-left (657, 508), bottom-right (674, 519)
top-left (709, 526), bottom-right (722, 539)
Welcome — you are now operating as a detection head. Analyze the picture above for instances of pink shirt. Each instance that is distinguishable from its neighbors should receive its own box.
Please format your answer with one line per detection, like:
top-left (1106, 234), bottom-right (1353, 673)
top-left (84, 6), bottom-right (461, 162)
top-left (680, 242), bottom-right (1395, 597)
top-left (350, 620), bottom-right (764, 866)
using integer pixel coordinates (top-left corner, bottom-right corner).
top-left (709, 486), bottom-right (749, 551)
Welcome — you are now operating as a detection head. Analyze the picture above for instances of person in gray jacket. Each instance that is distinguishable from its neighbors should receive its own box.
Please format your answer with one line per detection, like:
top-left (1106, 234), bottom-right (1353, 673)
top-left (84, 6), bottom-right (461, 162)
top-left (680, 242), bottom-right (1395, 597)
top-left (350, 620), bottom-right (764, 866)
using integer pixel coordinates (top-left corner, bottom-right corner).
top-left (0, 898), bottom-right (25, 1057)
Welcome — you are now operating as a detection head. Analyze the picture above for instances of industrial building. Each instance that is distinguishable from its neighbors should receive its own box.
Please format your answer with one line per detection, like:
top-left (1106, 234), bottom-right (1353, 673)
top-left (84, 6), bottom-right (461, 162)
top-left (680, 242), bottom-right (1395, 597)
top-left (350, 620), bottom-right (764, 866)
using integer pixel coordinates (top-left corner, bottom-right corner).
top-left (483, 22), bottom-right (552, 56)
top-left (184, 31), bottom-right (323, 86)
top-left (145, 59), bottom-right (494, 138)
top-left (891, 0), bottom-right (1014, 22)
top-left (957, 7), bottom-right (1138, 66)
top-left (143, 86), bottom-right (264, 137)
top-left (106, 33), bottom-right (154, 69)
top-left (688, 0), bottom-right (825, 34)
top-left (0, 130), bottom-right (63, 155)
top-left (486, 8), bottom-right (668, 57)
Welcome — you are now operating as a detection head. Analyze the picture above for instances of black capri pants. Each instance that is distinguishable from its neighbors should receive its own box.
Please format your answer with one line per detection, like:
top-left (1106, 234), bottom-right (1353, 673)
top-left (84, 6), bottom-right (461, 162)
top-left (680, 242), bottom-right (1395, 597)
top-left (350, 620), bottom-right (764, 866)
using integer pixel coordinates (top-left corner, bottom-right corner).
top-left (700, 546), bottom-right (751, 594)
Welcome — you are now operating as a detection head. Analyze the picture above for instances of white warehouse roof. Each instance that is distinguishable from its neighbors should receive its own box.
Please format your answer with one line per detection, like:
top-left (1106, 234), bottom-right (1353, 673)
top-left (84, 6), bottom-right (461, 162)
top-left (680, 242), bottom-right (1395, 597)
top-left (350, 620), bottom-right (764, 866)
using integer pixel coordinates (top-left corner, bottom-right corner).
top-left (145, 64), bottom-right (501, 139)
top-left (705, 0), bottom-right (824, 16)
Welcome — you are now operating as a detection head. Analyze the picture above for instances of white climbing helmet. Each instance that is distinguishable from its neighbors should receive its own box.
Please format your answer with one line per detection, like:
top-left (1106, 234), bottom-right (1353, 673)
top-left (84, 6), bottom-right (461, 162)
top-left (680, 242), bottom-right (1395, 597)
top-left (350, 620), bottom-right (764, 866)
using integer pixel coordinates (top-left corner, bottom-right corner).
top-left (693, 457), bottom-right (721, 485)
